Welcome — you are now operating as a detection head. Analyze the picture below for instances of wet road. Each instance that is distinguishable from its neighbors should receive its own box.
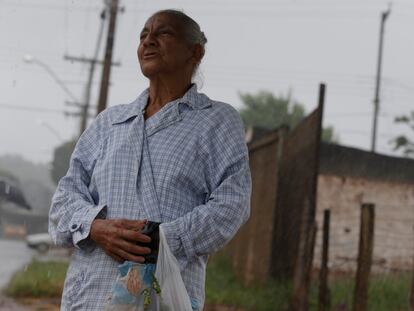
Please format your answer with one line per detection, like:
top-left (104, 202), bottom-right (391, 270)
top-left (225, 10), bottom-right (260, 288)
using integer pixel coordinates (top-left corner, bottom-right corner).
top-left (0, 239), bottom-right (34, 289)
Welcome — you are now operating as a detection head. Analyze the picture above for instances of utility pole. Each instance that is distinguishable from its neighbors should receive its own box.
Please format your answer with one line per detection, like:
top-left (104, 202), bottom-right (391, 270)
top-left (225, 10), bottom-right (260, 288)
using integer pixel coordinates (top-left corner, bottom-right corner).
top-left (96, 0), bottom-right (120, 115)
top-left (64, 7), bottom-right (121, 137)
top-left (371, 6), bottom-right (391, 153)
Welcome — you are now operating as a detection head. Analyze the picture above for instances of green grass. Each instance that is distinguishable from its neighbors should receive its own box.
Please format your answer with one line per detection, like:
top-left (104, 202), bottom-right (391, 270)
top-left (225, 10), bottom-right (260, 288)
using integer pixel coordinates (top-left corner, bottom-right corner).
top-left (206, 254), bottom-right (412, 311)
top-left (4, 260), bottom-right (69, 298)
top-left (325, 273), bottom-right (411, 311)
top-left (205, 254), bottom-right (291, 311)
top-left (4, 256), bottom-right (412, 311)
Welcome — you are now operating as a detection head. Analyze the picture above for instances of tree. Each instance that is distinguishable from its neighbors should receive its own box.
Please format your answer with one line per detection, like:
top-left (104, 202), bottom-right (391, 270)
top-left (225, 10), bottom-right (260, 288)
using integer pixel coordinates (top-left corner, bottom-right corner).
top-left (51, 140), bottom-right (77, 184)
top-left (392, 113), bottom-right (414, 156)
top-left (239, 90), bottom-right (337, 142)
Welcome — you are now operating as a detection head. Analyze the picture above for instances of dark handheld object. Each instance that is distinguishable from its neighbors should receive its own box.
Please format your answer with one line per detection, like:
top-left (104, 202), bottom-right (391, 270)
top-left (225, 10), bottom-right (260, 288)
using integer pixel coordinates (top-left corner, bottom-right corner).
top-left (137, 221), bottom-right (160, 264)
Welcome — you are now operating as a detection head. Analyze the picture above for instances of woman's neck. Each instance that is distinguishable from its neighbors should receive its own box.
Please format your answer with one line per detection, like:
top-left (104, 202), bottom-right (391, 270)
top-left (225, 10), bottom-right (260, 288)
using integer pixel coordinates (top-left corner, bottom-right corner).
top-left (148, 76), bottom-right (192, 110)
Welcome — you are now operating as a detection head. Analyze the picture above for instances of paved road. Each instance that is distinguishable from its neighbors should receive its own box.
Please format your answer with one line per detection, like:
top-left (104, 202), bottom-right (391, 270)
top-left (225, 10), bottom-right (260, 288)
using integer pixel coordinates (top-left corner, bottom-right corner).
top-left (0, 239), bottom-right (34, 290)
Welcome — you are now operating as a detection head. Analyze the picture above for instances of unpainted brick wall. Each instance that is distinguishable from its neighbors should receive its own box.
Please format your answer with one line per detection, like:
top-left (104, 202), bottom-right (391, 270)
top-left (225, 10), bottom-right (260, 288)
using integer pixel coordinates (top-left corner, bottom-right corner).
top-left (314, 174), bottom-right (414, 272)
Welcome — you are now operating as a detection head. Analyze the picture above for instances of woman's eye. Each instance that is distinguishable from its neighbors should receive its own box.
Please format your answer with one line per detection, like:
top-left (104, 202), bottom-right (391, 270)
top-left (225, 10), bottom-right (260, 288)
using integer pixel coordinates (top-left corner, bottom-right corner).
top-left (140, 33), bottom-right (147, 40)
top-left (160, 30), bottom-right (172, 36)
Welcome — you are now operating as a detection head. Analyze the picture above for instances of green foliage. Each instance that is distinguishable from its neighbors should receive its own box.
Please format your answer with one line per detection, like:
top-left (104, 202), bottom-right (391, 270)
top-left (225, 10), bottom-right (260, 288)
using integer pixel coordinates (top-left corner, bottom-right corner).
top-left (5, 260), bottom-right (68, 298)
top-left (51, 140), bottom-right (76, 185)
top-left (238, 90), bottom-right (337, 143)
top-left (321, 126), bottom-right (337, 143)
top-left (239, 90), bottom-right (305, 131)
top-left (393, 112), bottom-right (414, 156)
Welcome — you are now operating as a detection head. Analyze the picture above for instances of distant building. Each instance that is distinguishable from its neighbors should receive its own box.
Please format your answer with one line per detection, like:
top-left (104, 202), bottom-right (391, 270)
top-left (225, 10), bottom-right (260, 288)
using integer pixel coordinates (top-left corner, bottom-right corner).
top-left (315, 143), bottom-right (414, 272)
top-left (246, 126), bottom-right (414, 272)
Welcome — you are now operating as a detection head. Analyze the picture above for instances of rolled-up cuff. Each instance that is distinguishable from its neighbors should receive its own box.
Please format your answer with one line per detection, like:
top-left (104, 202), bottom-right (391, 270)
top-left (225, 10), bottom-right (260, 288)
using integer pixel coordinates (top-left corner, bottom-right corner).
top-left (160, 219), bottom-right (195, 261)
top-left (70, 204), bottom-right (107, 251)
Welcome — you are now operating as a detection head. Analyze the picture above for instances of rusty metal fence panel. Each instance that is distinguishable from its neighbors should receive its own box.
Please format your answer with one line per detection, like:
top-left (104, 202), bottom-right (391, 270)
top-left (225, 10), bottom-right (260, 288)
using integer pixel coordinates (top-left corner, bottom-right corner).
top-left (272, 105), bottom-right (323, 281)
top-left (226, 131), bottom-right (284, 284)
top-left (225, 85), bottom-right (324, 288)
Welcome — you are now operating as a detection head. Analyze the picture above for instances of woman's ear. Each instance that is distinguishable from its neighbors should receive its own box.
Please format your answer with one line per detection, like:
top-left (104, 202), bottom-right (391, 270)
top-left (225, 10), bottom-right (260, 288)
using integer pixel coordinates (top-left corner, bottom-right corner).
top-left (192, 44), bottom-right (204, 65)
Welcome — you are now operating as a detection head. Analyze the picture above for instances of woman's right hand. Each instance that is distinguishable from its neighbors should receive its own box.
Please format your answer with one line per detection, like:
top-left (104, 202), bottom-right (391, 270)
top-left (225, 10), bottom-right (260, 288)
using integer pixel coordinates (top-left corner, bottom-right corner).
top-left (90, 219), bottom-right (152, 263)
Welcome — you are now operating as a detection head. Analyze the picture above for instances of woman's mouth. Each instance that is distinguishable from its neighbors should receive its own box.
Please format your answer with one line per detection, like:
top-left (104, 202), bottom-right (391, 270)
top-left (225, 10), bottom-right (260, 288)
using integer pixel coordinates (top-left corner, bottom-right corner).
top-left (143, 52), bottom-right (158, 59)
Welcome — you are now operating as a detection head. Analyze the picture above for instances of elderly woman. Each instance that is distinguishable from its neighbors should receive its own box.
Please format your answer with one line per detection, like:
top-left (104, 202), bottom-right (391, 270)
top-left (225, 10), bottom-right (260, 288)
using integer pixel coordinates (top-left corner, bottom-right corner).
top-left (49, 9), bottom-right (251, 311)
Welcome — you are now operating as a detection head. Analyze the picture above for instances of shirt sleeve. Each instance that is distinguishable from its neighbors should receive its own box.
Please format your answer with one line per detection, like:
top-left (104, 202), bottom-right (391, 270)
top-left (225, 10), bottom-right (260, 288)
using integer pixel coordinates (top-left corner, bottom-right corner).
top-left (160, 104), bottom-right (252, 262)
top-left (48, 112), bottom-right (108, 252)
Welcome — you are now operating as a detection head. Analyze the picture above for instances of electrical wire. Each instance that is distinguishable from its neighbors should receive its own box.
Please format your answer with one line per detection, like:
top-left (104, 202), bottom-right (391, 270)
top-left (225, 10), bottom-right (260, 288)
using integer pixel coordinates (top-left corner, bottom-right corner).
top-left (0, 103), bottom-right (65, 114)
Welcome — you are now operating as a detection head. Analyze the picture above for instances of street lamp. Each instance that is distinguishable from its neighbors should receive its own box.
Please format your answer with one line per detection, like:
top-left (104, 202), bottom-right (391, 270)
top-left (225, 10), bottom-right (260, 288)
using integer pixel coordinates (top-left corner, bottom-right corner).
top-left (23, 54), bottom-right (79, 103)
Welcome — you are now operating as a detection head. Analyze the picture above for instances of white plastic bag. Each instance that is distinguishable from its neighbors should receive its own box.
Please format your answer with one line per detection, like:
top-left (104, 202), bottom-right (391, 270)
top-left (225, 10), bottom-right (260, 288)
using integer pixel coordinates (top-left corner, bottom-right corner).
top-left (105, 226), bottom-right (192, 311)
top-left (155, 226), bottom-right (193, 311)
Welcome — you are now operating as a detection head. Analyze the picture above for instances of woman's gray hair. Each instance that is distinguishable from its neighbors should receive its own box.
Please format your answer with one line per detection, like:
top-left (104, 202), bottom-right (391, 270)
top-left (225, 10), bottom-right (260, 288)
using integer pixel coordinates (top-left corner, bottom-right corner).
top-left (151, 9), bottom-right (207, 60)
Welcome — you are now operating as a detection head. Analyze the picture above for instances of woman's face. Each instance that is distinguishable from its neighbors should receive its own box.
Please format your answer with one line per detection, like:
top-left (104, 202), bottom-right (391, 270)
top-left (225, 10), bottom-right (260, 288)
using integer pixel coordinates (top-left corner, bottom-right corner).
top-left (138, 13), bottom-right (195, 79)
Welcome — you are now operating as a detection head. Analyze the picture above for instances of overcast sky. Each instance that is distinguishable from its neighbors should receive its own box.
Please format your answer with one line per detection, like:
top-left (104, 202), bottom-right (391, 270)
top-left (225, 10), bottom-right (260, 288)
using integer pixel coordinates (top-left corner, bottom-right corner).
top-left (1, 0), bottom-right (413, 164)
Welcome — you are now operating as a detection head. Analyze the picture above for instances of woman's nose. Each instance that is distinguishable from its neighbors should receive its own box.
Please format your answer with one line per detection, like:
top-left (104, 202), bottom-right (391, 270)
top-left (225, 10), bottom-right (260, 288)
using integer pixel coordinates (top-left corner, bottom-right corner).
top-left (142, 32), bottom-right (157, 47)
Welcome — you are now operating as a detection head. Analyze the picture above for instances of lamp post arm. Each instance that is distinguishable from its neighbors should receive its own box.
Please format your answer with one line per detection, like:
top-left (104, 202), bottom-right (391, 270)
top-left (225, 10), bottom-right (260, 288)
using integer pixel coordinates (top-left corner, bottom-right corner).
top-left (34, 59), bottom-right (79, 103)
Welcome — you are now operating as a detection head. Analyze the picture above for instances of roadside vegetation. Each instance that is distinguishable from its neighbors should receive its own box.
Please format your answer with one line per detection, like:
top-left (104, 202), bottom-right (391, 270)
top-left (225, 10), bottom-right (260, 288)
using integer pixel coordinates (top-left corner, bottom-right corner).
top-left (4, 256), bottom-right (411, 311)
top-left (4, 260), bottom-right (67, 298)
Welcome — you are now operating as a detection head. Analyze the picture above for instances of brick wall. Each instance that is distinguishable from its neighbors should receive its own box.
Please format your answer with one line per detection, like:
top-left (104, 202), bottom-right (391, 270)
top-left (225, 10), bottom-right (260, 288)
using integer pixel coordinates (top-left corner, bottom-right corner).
top-left (314, 174), bottom-right (414, 272)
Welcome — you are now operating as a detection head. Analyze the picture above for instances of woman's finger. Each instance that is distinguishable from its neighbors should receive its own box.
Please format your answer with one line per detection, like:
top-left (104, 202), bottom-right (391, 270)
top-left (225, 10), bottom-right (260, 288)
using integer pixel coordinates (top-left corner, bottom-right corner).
top-left (118, 228), bottom-right (151, 244)
top-left (115, 219), bottom-right (148, 231)
top-left (116, 239), bottom-right (151, 256)
top-left (114, 247), bottom-right (145, 263)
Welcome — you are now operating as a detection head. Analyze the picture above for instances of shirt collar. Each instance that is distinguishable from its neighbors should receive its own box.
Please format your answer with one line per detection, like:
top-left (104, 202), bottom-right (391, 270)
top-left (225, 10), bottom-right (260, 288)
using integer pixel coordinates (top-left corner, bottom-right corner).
top-left (111, 84), bottom-right (211, 125)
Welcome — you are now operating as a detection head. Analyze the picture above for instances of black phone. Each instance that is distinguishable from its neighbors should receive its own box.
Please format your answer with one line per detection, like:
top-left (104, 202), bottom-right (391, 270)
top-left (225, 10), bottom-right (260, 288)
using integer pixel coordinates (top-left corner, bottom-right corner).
top-left (137, 221), bottom-right (161, 264)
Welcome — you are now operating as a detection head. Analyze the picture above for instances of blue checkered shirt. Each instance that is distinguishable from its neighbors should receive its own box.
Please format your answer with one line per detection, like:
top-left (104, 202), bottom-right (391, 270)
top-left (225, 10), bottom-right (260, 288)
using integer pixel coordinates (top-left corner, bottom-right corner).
top-left (49, 84), bottom-right (251, 310)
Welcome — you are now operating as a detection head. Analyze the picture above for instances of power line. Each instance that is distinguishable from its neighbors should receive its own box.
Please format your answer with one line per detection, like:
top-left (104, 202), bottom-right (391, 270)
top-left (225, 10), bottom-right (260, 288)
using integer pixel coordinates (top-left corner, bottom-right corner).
top-left (326, 112), bottom-right (373, 118)
top-left (1, 1), bottom-right (100, 12)
top-left (0, 103), bottom-right (65, 114)
top-left (4, 1), bottom-right (411, 20)
top-left (81, 0), bottom-right (94, 56)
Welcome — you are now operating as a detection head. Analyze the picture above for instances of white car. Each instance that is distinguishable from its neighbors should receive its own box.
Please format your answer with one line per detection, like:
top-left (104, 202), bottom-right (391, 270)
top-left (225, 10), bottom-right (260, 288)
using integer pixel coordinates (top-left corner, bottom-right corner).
top-left (26, 233), bottom-right (53, 253)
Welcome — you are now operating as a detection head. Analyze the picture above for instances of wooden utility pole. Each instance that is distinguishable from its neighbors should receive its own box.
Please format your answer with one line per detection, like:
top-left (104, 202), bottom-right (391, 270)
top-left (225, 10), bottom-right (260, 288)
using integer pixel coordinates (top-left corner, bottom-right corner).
top-left (353, 203), bottom-right (375, 311)
top-left (64, 7), bottom-right (121, 136)
top-left (96, 0), bottom-right (120, 115)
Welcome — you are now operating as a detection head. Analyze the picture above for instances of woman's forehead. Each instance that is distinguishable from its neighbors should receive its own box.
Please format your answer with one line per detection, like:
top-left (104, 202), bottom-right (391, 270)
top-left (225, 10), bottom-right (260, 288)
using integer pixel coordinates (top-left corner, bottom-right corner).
top-left (143, 13), bottom-right (182, 31)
